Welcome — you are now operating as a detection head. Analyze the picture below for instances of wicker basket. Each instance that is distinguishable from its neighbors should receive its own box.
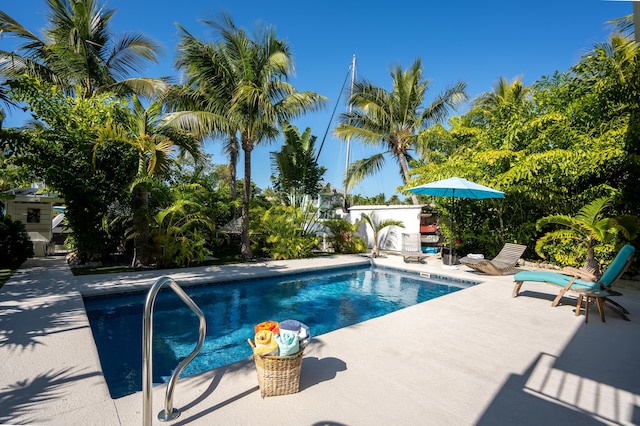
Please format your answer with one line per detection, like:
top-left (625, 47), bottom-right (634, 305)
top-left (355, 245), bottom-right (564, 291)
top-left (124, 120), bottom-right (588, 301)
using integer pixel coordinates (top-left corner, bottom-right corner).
top-left (248, 339), bottom-right (304, 398)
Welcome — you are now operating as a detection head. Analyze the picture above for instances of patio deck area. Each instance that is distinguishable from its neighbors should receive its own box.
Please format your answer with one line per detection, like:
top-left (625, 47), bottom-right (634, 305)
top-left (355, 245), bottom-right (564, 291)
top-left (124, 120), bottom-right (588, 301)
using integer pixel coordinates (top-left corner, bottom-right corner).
top-left (1, 253), bottom-right (639, 425)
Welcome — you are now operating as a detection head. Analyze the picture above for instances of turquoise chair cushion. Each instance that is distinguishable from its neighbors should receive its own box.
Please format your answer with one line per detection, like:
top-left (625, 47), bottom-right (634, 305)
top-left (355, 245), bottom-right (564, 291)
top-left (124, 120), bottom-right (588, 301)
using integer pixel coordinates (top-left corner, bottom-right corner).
top-left (514, 244), bottom-right (635, 290)
top-left (599, 244), bottom-right (635, 287)
top-left (513, 271), bottom-right (600, 291)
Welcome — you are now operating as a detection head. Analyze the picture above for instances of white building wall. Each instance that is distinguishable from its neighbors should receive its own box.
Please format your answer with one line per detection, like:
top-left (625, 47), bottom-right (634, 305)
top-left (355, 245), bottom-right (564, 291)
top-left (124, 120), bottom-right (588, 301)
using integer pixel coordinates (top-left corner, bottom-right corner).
top-left (347, 205), bottom-right (425, 252)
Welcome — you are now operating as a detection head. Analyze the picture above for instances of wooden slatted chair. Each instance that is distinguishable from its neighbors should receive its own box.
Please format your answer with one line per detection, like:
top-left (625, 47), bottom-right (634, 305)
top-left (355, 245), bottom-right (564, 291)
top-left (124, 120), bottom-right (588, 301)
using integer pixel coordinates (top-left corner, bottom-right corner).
top-left (459, 243), bottom-right (527, 275)
top-left (401, 233), bottom-right (429, 263)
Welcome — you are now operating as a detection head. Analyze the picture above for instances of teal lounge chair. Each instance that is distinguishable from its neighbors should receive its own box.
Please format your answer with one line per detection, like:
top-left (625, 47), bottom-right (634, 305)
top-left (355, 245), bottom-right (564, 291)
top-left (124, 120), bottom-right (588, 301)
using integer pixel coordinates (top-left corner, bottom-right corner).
top-left (512, 244), bottom-right (635, 320)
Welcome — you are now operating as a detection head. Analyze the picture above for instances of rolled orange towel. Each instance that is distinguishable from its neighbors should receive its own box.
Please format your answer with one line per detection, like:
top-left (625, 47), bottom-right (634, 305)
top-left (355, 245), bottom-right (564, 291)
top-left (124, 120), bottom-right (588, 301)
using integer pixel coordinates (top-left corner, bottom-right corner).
top-left (253, 330), bottom-right (278, 356)
top-left (254, 320), bottom-right (280, 335)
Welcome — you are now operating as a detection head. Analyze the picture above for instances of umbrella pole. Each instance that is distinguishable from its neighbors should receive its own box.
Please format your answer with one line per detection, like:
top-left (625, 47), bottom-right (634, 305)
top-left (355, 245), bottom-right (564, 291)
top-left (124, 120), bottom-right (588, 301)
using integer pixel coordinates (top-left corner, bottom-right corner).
top-left (449, 192), bottom-right (454, 265)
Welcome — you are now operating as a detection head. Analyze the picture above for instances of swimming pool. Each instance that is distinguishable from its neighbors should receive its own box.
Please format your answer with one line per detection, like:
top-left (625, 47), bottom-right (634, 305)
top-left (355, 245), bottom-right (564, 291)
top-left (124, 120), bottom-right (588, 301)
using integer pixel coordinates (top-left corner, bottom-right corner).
top-left (84, 265), bottom-right (477, 399)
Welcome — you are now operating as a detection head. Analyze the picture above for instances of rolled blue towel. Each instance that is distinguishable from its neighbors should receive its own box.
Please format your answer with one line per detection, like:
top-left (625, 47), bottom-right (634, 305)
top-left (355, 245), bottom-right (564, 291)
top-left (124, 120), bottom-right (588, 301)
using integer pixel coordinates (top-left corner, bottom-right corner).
top-left (279, 319), bottom-right (311, 347)
top-left (274, 331), bottom-right (300, 356)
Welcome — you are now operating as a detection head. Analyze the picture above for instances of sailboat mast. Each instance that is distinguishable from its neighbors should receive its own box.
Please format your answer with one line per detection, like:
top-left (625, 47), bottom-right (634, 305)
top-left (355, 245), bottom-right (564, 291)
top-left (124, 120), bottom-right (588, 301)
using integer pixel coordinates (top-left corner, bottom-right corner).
top-left (344, 54), bottom-right (356, 206)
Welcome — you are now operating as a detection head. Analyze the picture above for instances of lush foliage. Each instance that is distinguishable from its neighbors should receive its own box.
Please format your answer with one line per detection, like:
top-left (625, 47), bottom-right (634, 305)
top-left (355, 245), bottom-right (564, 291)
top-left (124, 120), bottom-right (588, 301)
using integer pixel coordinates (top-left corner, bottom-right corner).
top-left (9, 76), bottom-right (137, 262)
top-left (0, 214), bottom-right (34, 269)
top-left (252, 205), bottom-right (320, 260)
top-left (270, 123), bottom-right (326, 207)
top-left (323, 218), bottom-right (367, 254)
top-left (405, 33), bottom-right (640, 268)
top-left (148, 184), bottom-right (214, 268)
top-left (168, 14), bottom-right (326, 259)
top-left (95, 95), bottom-right (202, 266)
top-left (0, 0), bottom-right (165, 97)
top-left (535, 196), bottom-right (638, 273)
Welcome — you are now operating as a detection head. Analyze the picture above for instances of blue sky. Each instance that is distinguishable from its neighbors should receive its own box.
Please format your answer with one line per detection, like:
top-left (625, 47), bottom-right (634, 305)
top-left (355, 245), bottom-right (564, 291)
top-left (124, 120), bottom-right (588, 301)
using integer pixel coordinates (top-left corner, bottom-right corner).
top-left (1, 0), bottom-right (632, 198)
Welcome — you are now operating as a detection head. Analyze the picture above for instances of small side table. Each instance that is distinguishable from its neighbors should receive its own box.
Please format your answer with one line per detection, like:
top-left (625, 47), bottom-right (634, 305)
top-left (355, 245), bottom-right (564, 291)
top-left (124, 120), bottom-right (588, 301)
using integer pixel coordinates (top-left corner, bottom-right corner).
top-left (574, 289), bottom-right (609, 323)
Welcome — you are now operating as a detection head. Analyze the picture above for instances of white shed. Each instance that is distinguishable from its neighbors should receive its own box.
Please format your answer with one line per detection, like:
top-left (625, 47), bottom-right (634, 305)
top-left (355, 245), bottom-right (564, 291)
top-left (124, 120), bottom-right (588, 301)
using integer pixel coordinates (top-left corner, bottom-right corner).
top-left (2, 187), bottom-right (65, 256)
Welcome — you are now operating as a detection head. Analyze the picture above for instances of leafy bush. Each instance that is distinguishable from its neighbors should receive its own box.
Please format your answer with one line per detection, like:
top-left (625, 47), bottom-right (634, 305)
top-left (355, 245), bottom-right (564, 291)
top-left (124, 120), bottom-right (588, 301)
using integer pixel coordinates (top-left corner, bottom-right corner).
top-left (147, 199), bottom-right (213, 268)
top-left (0, 215), bottom-right (34, 269)
top-left (254, 206), bottom-right (320, 260)
top-left (323, 218), bottom-right (366, 254)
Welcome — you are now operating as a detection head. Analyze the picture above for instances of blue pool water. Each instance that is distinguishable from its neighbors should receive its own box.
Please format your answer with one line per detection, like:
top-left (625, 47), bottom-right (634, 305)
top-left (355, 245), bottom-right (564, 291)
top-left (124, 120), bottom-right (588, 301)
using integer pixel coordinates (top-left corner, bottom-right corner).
top-left (84, 266), bottom-right (476, 399)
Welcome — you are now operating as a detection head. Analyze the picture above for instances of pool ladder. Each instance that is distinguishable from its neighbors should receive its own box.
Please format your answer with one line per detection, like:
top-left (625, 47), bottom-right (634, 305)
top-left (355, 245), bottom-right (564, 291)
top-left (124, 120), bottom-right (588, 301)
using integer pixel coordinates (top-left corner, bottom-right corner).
top-left (142, 276), bottom-right (207, 425)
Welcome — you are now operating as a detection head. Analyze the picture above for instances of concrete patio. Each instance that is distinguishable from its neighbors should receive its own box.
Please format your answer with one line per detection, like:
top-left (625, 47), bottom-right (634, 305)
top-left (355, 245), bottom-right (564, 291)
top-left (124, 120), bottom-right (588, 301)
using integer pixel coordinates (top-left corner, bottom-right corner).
top-left (1, 253), bottom-right (639, 425)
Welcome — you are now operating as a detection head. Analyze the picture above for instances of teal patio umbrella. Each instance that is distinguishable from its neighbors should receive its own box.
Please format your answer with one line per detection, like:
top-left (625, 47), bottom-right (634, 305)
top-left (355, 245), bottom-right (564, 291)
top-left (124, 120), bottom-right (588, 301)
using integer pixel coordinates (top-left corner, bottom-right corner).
top-left (406, 177), bottom-right (505, 265)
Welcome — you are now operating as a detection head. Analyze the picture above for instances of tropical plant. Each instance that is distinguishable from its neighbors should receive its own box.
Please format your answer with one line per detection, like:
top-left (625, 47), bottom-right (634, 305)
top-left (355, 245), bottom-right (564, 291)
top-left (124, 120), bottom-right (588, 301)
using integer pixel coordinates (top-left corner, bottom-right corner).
top-left (9, 76), bottom-right (137, 262)
top-left (270, 123), bottom-right (326, 207)
top-left (94, 95), bottom-right (202, 266)
top-left (148, 195), bottom-right (213, 268)
top-left (168, 27), bottom-right (241, 199)
top-left (358, 212), bottom-right (404, 257)
top-left (0, 214), bottom-right (34, 269)
top-left (535, 196), bottom-right (638, 275)
top-left (405, 29), bottom-right (638, 261)
top-left (335, 57), bottom-right (468, 204)
top-left (165, 13), bottom-right (326, 260)
top-left (253, 205), bottom-right (319, 260)
top-left (475, 76), bottom-right (530, 110)
top-left (0, 0), bottom-right (165, 98)
top-left (323, 218), bottom-right (366, 254)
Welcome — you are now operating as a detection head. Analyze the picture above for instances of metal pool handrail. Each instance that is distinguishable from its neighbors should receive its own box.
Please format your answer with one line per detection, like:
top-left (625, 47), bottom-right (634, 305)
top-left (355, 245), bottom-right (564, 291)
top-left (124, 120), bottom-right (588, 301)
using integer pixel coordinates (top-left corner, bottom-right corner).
top-left (142, 276), bottom-right (207, 425)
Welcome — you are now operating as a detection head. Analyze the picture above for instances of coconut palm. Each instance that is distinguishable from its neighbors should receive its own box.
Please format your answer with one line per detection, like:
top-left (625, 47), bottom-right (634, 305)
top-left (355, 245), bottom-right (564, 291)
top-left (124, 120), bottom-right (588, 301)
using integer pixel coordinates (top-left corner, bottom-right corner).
top-left (474, 76), bottom-right (530, 110)
top-left (359, 212), bottom-right (404, 258)
top-left (165, 13), bottom-right (326, 259)
top-left (0, 0), bottom-right (165, 98)
top-left (164, 27), bottom-right (242, 199)
top-left (95, 95), bottom-right (201, 266)
top-left (535, 196), bottom-right (638, 276)
top-left (334, 58), bottom-right (468, 205)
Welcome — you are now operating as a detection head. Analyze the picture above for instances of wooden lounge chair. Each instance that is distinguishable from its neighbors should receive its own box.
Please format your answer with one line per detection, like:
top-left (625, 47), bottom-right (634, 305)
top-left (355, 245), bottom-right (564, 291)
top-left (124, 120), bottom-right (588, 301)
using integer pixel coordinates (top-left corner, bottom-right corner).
top-left (459, 243), bottom-right (527, 275)
top-left (512, 244), bottom-right (635, 321)
top-left (401, 233), bottom-right (429, 263)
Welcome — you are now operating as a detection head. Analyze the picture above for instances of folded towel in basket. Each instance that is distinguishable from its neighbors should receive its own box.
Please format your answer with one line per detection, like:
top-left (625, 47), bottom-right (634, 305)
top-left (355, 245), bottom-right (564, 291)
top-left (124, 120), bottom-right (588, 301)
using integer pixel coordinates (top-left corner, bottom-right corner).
top-left (279, 319), bottom-right (311, 347)
top-left (254, 320), bottom-right (280, 335)
top-left (253, 330), bottom-right (278, 356)
top-left (275, 331), bottom-right (300, 356)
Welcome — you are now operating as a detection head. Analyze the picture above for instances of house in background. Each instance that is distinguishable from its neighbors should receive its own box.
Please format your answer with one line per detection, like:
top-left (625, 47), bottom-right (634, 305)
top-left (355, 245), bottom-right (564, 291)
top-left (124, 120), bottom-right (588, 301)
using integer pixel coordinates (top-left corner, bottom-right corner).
top-left (2, 184), bottom-right (65, 256)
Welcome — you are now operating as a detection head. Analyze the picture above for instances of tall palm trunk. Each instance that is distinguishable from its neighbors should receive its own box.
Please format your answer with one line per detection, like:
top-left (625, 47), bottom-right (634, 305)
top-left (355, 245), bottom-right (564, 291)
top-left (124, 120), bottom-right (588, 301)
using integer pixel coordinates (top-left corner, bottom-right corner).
top-left (228, 134), bottom-right (238, 199)
top-left (240, 138), bottom-right (253, 259)
top-left (131, 156), bottom-right (149, 267)
top-left (131, 184), bottom-right (149, 267)
top-left (399, 153), bottom-right (419, 205)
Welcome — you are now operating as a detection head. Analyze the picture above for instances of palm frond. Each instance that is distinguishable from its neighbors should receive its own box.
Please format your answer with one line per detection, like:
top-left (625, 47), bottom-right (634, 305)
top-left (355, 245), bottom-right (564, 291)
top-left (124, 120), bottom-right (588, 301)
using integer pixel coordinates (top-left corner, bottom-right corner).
top-left (344, 153), bottom-right (387, 191)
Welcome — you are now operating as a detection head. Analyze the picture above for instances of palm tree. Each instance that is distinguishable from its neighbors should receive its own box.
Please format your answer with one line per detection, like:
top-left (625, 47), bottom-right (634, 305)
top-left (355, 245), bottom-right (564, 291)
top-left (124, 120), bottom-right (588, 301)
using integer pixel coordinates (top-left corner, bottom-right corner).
top-left (535, 196), bottom-right (638, 276)
top-left (474, 76), bottom-right (530, 110)
top-left (359, 212), bottom-right (404, 258)
top-left (95, 95), bottom-right (201, 266)
top-left (165, 27), bottom-right (241, 199)
top-left (165, 13), bottom-right (326, 259)
top-left (0, 0), bottom-right (165, 98)
top-left (270, 123), bottom-right (326, 207)
top-left (334, 57), bottom-right (468, 205)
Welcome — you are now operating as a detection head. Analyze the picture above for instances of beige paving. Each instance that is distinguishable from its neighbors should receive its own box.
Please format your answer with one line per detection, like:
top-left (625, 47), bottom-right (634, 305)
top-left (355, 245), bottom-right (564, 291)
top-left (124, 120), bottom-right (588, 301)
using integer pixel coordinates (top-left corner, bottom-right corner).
top-left (1, 253), bottom-right (639, 425)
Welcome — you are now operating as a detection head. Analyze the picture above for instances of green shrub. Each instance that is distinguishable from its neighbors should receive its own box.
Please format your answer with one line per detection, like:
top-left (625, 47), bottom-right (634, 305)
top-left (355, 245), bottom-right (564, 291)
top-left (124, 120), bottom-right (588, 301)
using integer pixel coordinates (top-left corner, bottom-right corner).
top-left (0, 215), bottom-right (34, 269)
top-left (254, 206), bottom-right (320, 260)
top-left (323, 218), bottom-right (366, 254)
